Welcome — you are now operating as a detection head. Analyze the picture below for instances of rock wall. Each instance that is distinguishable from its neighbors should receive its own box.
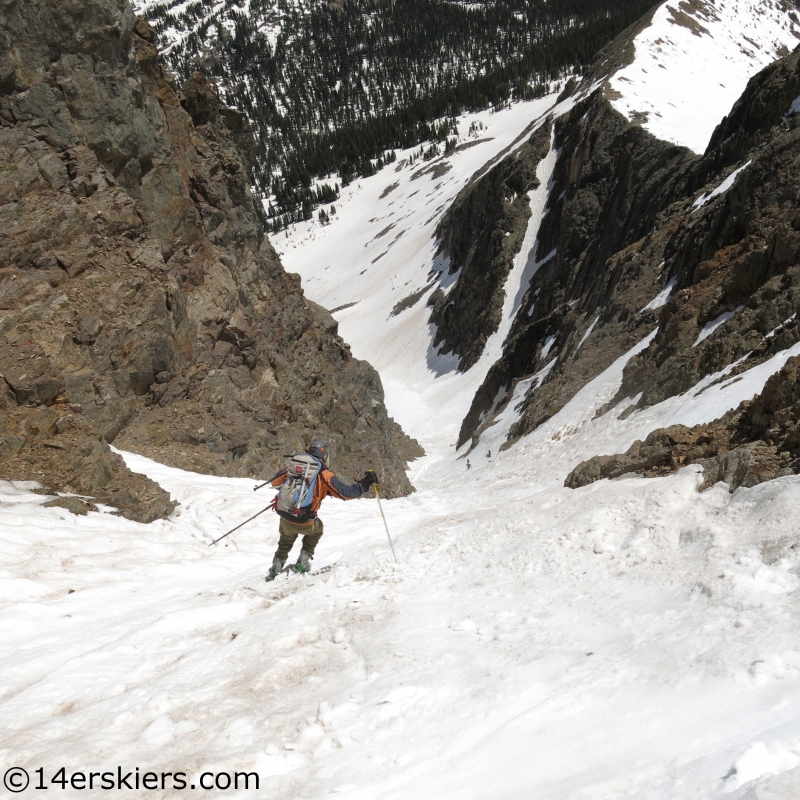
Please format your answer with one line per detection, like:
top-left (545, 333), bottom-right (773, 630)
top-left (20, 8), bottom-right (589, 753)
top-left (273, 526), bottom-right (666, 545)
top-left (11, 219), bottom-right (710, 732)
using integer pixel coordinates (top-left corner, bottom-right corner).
top-left (611, 47), bottom-right (800, 410)
top-left (566, 356), bottom-right (800, 492)
top-left (443, 23), bottom-right (800, 499)
top-left (458, 92), bottom-right (694, 448)
top-left (0, 0), bottom-right (420, 520)
top-left (560, 46), bottom-right (800, 491)
top-left (429, 120), bottom-right (552, 371)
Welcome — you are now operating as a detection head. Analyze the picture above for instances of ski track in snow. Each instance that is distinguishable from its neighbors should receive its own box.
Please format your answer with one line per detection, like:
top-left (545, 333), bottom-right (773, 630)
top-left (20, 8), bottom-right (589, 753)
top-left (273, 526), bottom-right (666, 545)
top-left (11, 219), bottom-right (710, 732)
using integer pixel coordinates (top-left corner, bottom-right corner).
top-left (6, 22), bottom-right (800, 797)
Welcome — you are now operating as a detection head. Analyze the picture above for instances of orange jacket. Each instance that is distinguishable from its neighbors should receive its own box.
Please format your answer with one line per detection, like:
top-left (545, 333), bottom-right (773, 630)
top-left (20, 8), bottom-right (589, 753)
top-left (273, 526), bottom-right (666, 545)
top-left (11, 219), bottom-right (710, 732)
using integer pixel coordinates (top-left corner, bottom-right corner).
top-left (271, 467), bottom-right (365, 525)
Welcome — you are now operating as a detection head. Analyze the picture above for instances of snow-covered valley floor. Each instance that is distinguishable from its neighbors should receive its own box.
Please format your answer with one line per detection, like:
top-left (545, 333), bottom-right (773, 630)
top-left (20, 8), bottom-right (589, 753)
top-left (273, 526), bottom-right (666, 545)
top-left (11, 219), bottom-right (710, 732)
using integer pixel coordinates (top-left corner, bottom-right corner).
top-left (4, 91), bottom-right (800, 799)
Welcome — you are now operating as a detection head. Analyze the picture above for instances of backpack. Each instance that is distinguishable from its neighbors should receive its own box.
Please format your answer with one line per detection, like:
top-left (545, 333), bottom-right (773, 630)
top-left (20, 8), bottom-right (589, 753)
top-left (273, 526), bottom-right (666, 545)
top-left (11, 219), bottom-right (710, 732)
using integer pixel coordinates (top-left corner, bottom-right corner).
top-left (275, 454), bottom-right (323, 523)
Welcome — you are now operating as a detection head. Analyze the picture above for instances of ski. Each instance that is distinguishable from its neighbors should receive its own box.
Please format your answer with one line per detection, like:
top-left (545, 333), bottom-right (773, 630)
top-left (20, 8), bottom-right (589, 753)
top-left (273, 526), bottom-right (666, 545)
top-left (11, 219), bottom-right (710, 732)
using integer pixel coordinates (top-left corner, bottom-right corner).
top-left (268, 550), bottom-right (344, 582)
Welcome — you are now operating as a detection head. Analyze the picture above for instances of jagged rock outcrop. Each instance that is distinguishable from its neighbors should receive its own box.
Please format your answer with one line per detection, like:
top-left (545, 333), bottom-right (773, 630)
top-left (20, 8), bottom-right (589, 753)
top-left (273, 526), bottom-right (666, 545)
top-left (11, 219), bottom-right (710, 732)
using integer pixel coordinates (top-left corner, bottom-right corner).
top-left (455, 40), bottom-right (800, 472)
top-left (609, 46), bottom-right (800, 411)
top-left (428, 119), bottom-right (553, 371)
top-left (566, 356), bottom-right (800, 491)
top-left (0, 0), bottom-right (420, 520)
top-left (458, 92), bottom-right (695, 447)
top-left (1, 396), bottom-right (175, 521)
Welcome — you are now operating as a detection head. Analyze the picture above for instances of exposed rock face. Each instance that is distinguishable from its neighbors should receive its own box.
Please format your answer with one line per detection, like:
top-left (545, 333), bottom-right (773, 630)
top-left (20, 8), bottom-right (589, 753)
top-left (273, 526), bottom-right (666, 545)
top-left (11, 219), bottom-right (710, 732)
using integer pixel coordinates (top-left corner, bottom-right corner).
top-left (0, 397), bottom-right (175, 522)
top-left (566, 356), bottom-right (800, 492)
top-left (429, 119), bottom-right (552, 371)
top-left (0, 0), bottom-right (420, 520)
top-left (453, 40), bottom-right (800, 481)
top-left (610, 46), bottom-right (800, 411)
top-left (458, 92), bottom-right (694, 448)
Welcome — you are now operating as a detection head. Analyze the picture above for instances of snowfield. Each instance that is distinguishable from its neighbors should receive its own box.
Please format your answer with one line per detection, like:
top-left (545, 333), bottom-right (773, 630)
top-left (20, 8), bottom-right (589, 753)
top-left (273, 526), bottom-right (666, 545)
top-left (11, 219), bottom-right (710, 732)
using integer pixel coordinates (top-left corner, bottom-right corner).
top-left (5, 2), bottom-right (800, 797)
top-left (3, 341), bottom-right (800, 798)
top-left (608, 0), bottom-right (800, 154)
top-left (278, 94), bottom-right (583, 448)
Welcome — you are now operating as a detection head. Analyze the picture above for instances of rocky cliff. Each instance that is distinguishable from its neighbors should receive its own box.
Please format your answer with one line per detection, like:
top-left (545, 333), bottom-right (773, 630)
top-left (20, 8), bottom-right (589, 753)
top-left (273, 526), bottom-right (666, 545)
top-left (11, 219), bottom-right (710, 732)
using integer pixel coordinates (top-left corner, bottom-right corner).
top-left (456, 89), bottom-right (696, 449)
top-left (561, 46), bottom-right (800, 490)
top-left (428, 119), bottom-right (552, 371)
top-left (566, 356), bottom-right (800, 492)
top-left (609, 47), bottom-right (800, 411)
top-left (0, 0), bottom-right (420, 521)
top-left (436, 12), bottom-right (800, 493)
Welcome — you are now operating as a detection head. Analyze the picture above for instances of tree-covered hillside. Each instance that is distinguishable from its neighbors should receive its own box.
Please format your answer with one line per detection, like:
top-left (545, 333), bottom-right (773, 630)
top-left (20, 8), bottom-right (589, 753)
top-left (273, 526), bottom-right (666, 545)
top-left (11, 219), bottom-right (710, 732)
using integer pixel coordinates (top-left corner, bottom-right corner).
top-left (137, 0), bottom-right (658, 227)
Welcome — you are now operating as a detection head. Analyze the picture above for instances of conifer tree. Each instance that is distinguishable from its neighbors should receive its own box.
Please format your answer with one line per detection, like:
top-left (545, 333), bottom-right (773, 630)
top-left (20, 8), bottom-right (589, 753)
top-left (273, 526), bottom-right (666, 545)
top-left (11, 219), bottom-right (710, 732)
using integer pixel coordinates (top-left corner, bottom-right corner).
top-left (143, 0), bottom-right (659, 227)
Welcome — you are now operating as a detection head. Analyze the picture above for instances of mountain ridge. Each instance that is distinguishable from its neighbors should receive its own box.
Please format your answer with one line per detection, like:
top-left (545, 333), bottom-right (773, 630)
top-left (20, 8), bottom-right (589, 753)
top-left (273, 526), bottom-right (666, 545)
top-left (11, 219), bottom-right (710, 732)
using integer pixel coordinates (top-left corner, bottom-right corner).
top-left (444, 1), bottom-right (800, 493)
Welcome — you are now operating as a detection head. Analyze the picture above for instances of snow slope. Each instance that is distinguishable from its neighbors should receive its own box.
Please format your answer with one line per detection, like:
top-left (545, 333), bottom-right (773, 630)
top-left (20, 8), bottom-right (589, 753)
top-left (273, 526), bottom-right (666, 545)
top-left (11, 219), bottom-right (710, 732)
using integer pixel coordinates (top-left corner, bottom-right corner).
top-left (5, 94), bottom-right (800, 796)
top-left (608, 0), bottom-right (800, 154)
top-left (5, 5), bottom-right (800, 796)
top-left (3, 335), bottom-right (800, 798)
top-left (280, 94), bottom-right (580, 446)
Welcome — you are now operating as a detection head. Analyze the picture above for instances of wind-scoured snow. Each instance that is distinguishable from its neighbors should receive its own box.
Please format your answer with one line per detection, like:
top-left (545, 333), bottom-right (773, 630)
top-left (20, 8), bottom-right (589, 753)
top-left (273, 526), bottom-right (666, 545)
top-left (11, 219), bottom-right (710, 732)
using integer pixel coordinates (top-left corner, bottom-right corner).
top-left (608, 0), bottom-right (800, 154)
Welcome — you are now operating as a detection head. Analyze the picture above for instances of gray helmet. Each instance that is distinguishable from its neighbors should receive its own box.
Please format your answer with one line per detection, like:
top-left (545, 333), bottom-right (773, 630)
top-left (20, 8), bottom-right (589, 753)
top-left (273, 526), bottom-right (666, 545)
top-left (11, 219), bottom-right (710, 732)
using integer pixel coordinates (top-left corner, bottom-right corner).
top-left (308, 439), bottom-right (330, 464)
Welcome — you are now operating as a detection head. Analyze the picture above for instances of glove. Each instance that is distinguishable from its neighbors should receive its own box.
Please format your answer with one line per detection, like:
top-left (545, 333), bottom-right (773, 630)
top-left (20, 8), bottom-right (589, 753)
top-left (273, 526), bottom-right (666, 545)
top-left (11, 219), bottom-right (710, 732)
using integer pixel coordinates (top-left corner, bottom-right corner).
top-left (358, 471), bottom-right (378, 490)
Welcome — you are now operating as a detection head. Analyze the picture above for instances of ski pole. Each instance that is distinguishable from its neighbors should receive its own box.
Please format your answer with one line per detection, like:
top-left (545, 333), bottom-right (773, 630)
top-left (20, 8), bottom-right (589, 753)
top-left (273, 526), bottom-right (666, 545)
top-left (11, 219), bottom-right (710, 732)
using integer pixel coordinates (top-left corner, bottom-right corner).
top-left (254, 467), bottom-right (287, 492)
top-left (372, 482), bottom-right (398, 563)
top-left (208, 498), bottom-right (276, 547)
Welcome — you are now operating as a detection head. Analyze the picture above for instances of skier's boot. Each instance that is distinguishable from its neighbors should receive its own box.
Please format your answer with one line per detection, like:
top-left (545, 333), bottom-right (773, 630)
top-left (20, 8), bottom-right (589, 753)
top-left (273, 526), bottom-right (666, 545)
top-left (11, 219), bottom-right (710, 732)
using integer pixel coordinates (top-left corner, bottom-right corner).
top-left (292, 550), bottom-right (313, 574)
top-left (265, 558), bottom-right (285, 582)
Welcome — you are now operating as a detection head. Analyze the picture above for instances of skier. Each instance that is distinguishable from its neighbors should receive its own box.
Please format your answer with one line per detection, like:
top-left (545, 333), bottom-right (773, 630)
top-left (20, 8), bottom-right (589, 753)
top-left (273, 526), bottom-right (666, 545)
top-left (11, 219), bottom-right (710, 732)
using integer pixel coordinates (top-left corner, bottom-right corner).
top-left (466, 459), bottom-right (471, 470)
top-left (266, 439), bottom-right (378, 580)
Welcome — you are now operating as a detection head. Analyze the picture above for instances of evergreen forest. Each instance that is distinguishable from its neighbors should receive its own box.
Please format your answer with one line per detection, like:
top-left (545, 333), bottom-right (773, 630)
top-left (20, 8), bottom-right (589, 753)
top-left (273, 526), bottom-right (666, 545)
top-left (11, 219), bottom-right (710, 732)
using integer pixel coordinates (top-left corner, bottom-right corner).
top-left (138, 0), bottom-right (659, 228)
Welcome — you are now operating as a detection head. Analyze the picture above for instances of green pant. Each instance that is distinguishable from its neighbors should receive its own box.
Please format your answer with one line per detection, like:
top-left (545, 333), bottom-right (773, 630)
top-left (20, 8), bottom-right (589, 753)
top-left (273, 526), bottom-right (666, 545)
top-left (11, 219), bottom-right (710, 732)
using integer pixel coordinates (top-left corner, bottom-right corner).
top-left (275, 517), bottom-right (324, 561)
